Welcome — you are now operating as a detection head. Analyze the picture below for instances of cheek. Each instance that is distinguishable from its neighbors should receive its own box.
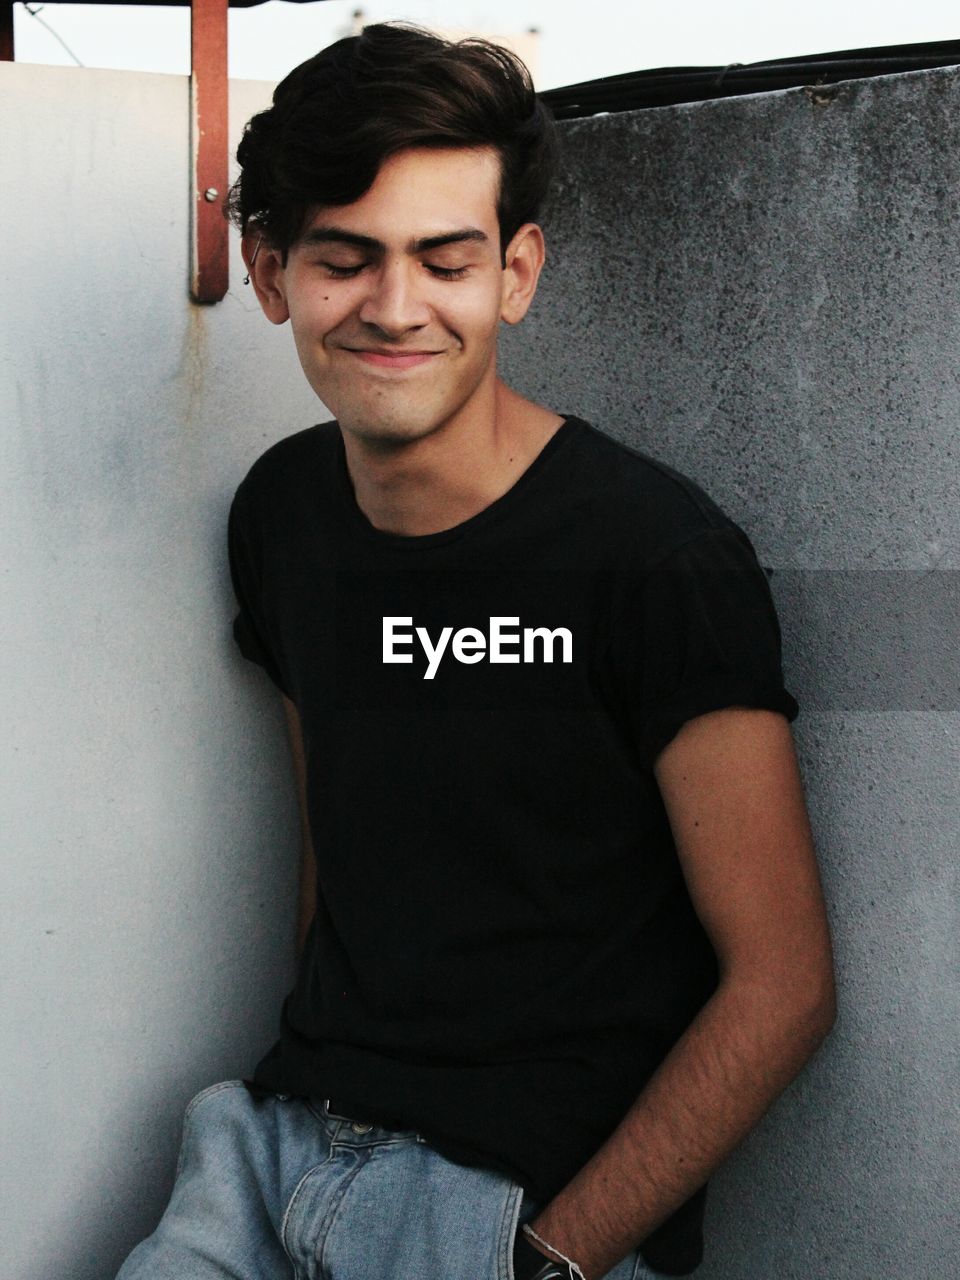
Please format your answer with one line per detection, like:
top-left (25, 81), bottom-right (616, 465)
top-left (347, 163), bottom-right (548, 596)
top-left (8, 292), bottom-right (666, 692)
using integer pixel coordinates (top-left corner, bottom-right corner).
top-left (288, 295), bottom-right (351, 350)
top-left (441, 286), bottom-right (504, 344)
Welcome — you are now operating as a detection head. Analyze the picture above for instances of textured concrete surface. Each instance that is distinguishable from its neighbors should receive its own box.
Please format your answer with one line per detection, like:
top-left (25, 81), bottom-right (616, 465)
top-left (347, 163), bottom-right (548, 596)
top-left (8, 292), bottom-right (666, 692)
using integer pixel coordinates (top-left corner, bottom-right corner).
top-left (501, 63), bottom-right (960, 1279)
top-left (2, 57), bottom-right (958, 1280)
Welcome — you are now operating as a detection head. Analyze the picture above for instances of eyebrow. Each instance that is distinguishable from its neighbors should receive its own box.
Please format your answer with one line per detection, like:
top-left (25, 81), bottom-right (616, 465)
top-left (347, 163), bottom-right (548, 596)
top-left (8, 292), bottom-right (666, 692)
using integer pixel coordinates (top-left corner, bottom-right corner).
top-left (298, 226), bottom-right (490, 254)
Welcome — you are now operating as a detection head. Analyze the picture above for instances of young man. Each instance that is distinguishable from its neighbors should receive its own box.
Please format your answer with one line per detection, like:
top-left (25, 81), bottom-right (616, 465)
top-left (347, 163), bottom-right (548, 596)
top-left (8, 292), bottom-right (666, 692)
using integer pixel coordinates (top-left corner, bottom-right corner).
top-left (118, 22), bottom-right (835, 1280)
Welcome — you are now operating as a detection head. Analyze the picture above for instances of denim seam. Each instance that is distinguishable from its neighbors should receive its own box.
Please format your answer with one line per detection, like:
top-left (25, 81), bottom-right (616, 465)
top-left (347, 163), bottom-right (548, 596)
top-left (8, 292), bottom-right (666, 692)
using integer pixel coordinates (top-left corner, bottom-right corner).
top-left (279, 1150), bottom-right (337, 1275)
top-left (331, 1133), bottom-right (419, 1150)
top-left (174, 1133), bottom-right (187, 1183)
top-left (316, 1148), bottom-right (375, 1280)
top-left (173, 1081), bottom-right (256, 1190)
top-left (182, 1079), bottom-right (246, 1126)
top-left (631, 1249), bottom-right (660, 1279)
top-left (497, 1180), bottom-right (525, 1280)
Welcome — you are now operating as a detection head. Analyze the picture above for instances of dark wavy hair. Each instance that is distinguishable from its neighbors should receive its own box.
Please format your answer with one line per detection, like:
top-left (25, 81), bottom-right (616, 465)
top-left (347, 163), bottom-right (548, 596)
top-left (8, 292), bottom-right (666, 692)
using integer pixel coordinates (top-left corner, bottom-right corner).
top-left (226, 22), bottom-right (558, 263)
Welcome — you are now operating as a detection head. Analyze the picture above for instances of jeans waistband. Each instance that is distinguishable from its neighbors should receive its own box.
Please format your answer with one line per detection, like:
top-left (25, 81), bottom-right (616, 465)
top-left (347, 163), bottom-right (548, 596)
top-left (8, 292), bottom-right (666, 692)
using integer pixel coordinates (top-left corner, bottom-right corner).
top-left (322, 1096), bottom-right (423, 1140)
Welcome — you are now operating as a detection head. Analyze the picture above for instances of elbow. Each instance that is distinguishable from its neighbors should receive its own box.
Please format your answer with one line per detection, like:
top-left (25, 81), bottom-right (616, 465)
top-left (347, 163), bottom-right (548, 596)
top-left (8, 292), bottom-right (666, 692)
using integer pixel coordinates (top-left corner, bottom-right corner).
top-left (811, 964), bottom-right (838, 1043)
top-left (790, 958), bottom-right (838, 1059)
top-left (722, 952), bottom-right (838, 1061)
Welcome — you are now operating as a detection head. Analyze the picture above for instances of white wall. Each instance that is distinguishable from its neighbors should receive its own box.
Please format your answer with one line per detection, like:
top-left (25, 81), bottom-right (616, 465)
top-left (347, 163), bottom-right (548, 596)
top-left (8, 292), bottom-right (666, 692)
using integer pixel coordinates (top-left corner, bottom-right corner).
top-left (0, 64), bottom-right (322, 1278)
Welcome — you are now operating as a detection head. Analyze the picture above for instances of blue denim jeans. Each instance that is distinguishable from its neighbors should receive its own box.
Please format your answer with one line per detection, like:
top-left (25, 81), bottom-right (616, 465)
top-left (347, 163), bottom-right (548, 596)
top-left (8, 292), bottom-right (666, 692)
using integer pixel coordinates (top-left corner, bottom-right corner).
top-left (116, 1080), bottom-right (657, 1280)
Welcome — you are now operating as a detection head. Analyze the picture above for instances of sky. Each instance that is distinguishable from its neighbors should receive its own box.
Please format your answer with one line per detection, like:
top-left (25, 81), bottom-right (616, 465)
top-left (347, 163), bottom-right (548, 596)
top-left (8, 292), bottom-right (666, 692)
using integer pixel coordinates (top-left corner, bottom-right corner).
top-left (12, 0), bottom-right (960, 91)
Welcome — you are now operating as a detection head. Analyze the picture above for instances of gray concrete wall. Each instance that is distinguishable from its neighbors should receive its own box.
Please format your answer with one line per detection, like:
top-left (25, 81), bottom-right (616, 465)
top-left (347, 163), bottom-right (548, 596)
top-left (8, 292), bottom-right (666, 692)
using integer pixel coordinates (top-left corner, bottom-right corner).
top-left (502, 64), bottom-right (960, 1279)
top-left (2, 57), bottom-right (957, 1280)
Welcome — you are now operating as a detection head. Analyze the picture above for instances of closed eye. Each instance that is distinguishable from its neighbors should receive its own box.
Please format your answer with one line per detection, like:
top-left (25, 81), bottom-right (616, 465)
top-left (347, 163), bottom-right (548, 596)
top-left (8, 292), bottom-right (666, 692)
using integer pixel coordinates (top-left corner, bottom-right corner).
top-left (320, 262), bottom-right (471, 281)
top-left (427, 264), bottom-right (470, 280)
top-left (323, 262), bottom-right (365, 279)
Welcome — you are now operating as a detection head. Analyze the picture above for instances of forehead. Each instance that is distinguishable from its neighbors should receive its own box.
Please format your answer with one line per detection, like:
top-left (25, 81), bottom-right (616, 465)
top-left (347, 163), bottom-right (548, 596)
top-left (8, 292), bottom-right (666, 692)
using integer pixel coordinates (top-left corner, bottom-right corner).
top-left (301, 146), bottom-right (502, 244)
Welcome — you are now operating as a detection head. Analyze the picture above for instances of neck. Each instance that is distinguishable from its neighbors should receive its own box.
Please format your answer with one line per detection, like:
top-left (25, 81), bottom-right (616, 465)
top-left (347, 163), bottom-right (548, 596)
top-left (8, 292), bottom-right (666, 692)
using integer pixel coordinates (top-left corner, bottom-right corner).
top-left (340, 379), bottom-right (564, 537)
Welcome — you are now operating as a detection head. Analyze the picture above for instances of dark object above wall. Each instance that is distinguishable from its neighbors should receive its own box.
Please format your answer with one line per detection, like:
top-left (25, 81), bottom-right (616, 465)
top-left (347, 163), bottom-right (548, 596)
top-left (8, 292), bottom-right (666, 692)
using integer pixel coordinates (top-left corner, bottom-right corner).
top-left (17, 5), bottom-right (960, 117)
top-left (540, 39), bottom-right (960, 119)
top-left (33, 0), bottom-right (311, 4)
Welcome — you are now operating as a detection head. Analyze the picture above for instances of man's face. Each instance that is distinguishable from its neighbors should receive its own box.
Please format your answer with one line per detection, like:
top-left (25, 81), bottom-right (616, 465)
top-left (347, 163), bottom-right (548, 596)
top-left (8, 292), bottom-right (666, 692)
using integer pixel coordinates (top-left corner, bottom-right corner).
top-left (252, 146), bottom-right (537, 448)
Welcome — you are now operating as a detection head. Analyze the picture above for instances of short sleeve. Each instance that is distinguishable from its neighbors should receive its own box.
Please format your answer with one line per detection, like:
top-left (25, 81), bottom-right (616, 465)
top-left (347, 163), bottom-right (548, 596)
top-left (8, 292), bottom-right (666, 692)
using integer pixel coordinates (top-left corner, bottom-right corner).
top-left (606, 524), bottom-right (799, 769)
top-left (227, 484), bottom-right (291, 696)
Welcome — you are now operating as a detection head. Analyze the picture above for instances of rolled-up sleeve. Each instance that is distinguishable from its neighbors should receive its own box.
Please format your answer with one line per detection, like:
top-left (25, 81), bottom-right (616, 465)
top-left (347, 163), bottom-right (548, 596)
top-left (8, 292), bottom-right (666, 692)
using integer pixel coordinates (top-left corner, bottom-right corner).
top-left (227, 483), bottom-right (291, 697)
top-left (608, 524), bottom-right (799, 770)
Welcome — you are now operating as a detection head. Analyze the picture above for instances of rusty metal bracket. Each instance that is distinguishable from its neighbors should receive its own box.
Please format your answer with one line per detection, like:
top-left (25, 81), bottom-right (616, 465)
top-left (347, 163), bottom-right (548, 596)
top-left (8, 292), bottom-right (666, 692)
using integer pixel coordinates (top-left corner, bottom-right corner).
top-left (190, 0), bottom-right (228, 302)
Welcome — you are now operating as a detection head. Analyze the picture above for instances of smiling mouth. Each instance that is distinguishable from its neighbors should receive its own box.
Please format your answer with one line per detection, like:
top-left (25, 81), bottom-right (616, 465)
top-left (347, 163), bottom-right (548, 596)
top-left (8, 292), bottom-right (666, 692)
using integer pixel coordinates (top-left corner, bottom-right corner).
top-left (346, 349), bottom-right (442, 369)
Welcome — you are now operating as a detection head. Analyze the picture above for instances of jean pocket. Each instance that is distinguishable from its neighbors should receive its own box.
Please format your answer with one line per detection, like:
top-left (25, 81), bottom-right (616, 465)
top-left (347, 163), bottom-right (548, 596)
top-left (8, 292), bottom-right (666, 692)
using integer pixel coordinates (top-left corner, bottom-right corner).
top-left (174, 1080), bottom-right (247, 1179)
top-left (496, 1180), bottom-right (527, 1280)
top-left (630, 1252), bottom-right (667, 1280)
top-left (182, 1078), bottom-right (246, 1125)
top-left (602, 1245), bottom-right (661, 1280)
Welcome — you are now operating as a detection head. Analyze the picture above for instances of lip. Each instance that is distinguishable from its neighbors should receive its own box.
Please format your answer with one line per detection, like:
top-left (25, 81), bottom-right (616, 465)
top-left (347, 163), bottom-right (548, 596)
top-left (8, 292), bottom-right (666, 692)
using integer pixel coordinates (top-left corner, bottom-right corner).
top-left (346, 349), bottom-right (441, 369)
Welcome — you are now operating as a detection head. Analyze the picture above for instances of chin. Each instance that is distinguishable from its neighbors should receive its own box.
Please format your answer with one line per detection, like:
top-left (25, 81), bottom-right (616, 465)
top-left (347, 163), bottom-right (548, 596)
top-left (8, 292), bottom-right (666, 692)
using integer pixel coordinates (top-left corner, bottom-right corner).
top-left (337, 405), bottom-right (454, 449)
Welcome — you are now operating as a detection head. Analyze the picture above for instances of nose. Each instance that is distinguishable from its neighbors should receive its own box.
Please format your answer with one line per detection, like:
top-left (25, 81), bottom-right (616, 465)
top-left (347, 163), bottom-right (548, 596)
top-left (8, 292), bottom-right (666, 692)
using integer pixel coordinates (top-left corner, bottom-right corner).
top-left (357, 259), bottom-right (432, 337)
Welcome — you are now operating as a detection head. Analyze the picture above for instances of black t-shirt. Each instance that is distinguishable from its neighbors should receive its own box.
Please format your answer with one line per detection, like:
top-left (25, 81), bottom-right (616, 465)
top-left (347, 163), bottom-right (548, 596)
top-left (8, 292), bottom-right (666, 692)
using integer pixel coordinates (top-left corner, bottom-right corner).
top-left (227, 414), bottom-right (799, 1275)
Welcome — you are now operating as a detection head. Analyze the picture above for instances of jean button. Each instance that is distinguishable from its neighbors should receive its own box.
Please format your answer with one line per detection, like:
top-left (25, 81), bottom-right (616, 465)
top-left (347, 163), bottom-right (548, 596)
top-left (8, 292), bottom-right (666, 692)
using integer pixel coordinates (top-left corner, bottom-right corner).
top-left (351, 1121), bottom-right (373, 1134)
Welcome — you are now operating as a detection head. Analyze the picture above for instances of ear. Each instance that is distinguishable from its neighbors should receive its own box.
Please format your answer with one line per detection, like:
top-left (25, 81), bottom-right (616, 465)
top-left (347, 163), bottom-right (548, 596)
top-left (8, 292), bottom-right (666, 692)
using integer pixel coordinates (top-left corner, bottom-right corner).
top-left (242, 230), bottom-right (290, 325)
top-left (500, 223), bottom-right (546, 326)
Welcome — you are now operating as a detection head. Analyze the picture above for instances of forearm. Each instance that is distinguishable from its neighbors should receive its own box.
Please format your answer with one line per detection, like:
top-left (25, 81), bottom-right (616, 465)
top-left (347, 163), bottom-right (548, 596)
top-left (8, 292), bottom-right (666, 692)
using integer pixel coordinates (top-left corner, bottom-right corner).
top-left (525, 974), bottom-right (835, 1280)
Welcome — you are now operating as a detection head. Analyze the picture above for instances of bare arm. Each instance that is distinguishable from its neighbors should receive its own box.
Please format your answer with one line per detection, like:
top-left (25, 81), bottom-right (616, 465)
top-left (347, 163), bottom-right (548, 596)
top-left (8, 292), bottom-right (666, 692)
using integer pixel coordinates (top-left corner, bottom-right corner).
top-left (525, 707), bottom-right (837, 1279)
top-left (282, 694), bottom-right (318, 959)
